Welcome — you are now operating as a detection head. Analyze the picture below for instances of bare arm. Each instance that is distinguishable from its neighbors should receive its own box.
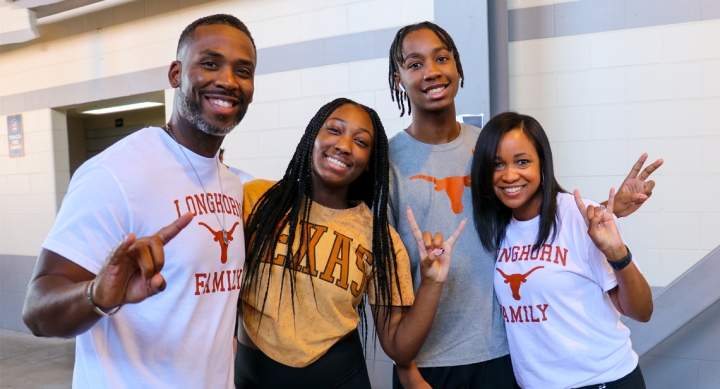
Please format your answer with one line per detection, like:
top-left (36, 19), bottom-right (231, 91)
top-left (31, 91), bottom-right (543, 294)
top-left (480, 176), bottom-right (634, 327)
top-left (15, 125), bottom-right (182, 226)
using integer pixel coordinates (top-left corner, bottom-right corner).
top-left (22, 213), bottom-right (193, 338)
top-left (370, 207), bottom-right (465, 365)
top-left (575, 189), bottom-right (653, 322)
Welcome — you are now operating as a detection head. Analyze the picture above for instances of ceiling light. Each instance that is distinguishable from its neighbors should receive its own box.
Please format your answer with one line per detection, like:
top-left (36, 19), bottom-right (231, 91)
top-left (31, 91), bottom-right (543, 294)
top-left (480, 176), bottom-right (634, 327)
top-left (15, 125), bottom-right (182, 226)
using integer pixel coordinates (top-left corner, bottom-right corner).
top-left (82, 102), bottom-right (164, 115)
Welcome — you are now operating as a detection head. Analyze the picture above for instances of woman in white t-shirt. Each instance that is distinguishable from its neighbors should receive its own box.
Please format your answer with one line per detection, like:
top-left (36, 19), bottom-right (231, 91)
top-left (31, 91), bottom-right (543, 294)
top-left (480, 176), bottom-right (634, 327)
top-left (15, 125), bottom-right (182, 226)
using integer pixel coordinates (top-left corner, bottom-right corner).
top-left (470, 112), bottom-right (655, 389)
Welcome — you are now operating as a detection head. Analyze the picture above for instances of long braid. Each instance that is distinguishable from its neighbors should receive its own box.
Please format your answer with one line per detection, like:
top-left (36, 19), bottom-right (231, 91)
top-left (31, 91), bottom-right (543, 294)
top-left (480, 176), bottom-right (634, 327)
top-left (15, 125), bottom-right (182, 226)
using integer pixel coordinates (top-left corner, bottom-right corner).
top-left (388, 22), bottom-right (465, 117)
top-left (241, 98), bottom-right (403, 343)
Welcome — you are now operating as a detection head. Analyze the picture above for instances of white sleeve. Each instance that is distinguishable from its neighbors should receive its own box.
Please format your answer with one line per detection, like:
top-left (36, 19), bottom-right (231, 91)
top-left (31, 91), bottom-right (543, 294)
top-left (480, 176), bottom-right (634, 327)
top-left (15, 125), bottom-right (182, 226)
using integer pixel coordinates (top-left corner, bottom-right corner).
top-left (42, 165), bottom-right (131, 274)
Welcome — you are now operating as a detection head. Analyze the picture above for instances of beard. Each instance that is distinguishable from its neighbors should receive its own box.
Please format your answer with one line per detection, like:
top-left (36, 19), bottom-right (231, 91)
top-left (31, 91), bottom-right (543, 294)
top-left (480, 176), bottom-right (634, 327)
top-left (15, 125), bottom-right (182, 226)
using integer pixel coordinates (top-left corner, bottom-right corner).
top-left (176, 85), bottom-right (247, 137)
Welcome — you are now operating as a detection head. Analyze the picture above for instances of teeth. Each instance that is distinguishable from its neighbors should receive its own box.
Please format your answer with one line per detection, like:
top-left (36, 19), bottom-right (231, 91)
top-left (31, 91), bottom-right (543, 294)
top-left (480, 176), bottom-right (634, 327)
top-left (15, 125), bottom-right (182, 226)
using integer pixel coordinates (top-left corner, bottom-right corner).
top-left (326, 156), bottom-right (348, 168)
top-left (504, 186), bottom-right (522, 193)
top-left (426, 86), bottom-right (446, 94)
top-left (210, 99), bottom-right (232, 108)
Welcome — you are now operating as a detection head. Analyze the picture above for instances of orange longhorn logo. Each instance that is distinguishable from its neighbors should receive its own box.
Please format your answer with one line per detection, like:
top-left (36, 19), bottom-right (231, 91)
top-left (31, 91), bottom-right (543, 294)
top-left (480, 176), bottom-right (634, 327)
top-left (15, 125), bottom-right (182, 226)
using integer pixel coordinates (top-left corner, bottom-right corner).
top-left (410, 174), bottom-right (471, 214)
top-left (496, 266), bottom-right (544, 301)
top-left (198, 222), bottom-right (240, 264)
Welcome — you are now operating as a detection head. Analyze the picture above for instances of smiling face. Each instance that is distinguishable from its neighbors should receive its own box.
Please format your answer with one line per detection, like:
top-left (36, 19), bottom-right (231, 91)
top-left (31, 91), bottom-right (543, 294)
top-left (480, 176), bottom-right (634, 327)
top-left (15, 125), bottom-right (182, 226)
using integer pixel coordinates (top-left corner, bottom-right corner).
top-left (311, 104), bottom-right (374, 202)
top-left (394, 28), bottom-right (460, 114)
top-left (493, 129), bottom-right (543, 221)
top-left (173, 24), bottom-right (256, 136)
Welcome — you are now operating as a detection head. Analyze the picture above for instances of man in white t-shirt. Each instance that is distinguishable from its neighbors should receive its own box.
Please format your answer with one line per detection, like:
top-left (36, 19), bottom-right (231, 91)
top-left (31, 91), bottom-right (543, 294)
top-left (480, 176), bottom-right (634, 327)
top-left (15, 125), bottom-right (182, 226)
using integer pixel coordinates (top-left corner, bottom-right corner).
top-left (22, 14), bottom-right (256, 389)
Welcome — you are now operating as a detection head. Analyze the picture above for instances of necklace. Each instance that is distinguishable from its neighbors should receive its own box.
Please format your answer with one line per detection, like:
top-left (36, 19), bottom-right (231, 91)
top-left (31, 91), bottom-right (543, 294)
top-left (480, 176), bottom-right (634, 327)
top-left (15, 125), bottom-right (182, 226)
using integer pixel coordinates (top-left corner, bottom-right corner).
top-left (163, 123), bottom-right (228, 245)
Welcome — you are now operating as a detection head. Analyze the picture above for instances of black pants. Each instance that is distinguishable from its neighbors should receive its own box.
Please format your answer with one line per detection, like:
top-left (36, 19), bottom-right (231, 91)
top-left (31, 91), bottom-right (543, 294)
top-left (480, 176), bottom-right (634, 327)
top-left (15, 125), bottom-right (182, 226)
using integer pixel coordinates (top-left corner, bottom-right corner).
top-left (235, 330), bottom-right (371, 389)
top-left (392, 354), bottom-right (519, 389)
top-left (575, 364), bottom-right (646, 389)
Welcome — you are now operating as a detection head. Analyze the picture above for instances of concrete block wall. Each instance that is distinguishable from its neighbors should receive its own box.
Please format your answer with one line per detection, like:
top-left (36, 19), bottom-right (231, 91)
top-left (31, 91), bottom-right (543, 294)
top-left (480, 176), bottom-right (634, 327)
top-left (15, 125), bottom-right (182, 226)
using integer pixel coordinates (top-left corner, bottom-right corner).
top-left (508, 14), bottom-right (720, 289)
top-left (0, 108), bottom-right (69, 332)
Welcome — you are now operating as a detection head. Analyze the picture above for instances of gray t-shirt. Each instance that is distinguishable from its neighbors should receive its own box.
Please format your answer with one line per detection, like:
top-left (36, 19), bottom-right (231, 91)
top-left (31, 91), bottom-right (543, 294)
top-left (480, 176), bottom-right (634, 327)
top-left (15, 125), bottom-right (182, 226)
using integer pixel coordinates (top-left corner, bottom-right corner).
top-left (388, 123), bottom-right (509, 367)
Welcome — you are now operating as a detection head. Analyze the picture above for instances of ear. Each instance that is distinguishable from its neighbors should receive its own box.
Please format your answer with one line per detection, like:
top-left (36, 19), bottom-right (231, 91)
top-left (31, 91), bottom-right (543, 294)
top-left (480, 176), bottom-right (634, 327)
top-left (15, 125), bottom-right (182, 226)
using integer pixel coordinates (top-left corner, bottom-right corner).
top-left (168, 61), bottom-right (182, 88)
top-left (393, 73), bottom-right (403, 91)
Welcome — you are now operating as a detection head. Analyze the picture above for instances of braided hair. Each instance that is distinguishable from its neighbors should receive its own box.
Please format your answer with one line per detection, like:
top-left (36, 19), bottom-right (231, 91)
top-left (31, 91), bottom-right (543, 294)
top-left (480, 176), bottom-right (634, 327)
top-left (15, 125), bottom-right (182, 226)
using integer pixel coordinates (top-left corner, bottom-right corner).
top-left (241, 97), bottom-right (403, 336)
top-left (388, 22), bottom-right (465, 117)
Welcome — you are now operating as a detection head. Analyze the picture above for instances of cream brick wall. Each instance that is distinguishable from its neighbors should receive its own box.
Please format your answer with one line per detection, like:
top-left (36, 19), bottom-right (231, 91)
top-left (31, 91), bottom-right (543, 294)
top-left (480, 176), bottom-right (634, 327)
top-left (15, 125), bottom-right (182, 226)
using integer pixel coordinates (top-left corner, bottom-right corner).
top-left (0, 0), bottom-right (433, 98)
top-left (0, 109), bottom-right (69, 257)
top-left (509, 19), bottom-right (720, 287)
top-left (0, 0), bottom-right (433, 257)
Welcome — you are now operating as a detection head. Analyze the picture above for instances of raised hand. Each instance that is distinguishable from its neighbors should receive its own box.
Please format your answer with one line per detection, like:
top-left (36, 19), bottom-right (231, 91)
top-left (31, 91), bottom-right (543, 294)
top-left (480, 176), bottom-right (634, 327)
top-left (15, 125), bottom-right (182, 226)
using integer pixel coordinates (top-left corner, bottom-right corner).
top-left (91, 212), bottom-right (194, 309)
top-left (574, 189), bottom-right (627, 261)
top-left (406, 206), bottom-right (466, 283)
top-left (613, 153), bottom-right (663, 217)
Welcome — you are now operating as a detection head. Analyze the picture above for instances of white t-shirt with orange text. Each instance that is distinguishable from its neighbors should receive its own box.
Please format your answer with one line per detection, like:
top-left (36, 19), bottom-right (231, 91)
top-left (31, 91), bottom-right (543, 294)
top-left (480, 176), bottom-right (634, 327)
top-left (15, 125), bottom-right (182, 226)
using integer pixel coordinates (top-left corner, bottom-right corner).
top-left (43, 127), bottom-right (244, 389)
top-left (494, 193), bottom-right (638, 389)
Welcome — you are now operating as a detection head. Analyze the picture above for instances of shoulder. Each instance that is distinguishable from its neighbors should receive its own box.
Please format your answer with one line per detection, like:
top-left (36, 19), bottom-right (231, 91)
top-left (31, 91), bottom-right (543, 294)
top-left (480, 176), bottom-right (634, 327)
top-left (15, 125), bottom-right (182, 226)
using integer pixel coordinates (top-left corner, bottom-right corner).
top-left (243, 179), bottom-right (276, 200)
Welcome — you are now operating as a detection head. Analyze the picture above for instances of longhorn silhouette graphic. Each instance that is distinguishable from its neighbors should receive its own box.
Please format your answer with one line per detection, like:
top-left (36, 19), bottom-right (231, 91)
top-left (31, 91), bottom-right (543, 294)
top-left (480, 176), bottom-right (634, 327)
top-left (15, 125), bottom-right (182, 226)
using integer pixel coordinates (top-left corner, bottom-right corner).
top-left (410, 174), bottom-right (472, 214)
top-left (198, 222), bottom-right (240, 264)
top-left (496, 266), bottom-right (544, 301)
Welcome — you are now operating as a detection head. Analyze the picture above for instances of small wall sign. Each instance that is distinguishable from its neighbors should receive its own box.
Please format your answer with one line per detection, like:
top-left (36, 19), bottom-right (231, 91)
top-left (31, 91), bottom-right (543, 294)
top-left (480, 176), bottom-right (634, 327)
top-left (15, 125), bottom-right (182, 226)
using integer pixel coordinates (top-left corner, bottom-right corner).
top-left (7, 114), bottom-right (24, 158)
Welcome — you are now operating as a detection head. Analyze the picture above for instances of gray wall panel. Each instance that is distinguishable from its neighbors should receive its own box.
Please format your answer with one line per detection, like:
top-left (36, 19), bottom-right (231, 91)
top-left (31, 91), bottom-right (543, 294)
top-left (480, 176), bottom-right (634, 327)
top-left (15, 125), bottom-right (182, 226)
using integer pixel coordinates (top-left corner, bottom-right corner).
top-left (509, 0), bottom-right (720, 42)
top-left (256, 39), bottom-right (326, 75)
top-left (509, 5), bottom-right (555, 42)
top-left (0, 254), bottom-right (36, 333)
top-left (626, 0), bottom-right (702, 29)
top-left (554, 0), bottom-right (626, 37)
top-left (324, 32), bottom-right (375, 65)
top-left (435, 0), bottom-right (490, 119)
top-left (1, 94), bottom-right (26, 115)
top-left (702, 0), bottom-right (720, 20)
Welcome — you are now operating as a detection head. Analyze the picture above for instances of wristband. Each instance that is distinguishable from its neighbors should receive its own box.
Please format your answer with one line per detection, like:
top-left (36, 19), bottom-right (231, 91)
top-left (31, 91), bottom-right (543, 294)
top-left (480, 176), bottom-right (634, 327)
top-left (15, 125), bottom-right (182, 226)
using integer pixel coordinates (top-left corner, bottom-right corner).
top-left (607, 246), bottom-right (632, 271)
top-left (86, 280), bottom-right (123, 317)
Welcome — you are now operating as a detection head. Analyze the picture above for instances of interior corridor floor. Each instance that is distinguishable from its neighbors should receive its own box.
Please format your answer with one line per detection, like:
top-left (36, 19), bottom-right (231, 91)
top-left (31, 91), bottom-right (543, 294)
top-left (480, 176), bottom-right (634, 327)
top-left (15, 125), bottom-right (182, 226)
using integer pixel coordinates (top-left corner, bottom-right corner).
top-left (0, 329), bottom-right (74, 388)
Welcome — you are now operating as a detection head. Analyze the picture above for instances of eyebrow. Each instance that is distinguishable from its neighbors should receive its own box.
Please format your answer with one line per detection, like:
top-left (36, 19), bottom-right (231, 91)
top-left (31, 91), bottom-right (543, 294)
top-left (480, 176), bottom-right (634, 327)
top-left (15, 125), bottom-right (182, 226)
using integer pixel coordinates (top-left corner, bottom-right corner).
top-left (403, 46), bottom-right (449, 63)
top-left (198, 50), bottom-right (256, 67)
top-left (495, 152), bottom-right (531, 158)
top-left (327, 117), bottom-right (373, 137)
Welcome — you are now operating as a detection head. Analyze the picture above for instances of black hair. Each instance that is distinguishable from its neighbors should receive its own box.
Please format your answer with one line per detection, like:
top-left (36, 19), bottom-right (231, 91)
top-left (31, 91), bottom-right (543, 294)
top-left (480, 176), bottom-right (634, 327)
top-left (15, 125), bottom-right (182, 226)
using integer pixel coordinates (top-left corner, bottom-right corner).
top-left (470, 112), bottom-right (566, 253)
top-left (387, 21), bottom-right (465, 117)
top-left (176, 14), bottom-right (256, 59)
top-left (241, 97), bottom-right (403, 338)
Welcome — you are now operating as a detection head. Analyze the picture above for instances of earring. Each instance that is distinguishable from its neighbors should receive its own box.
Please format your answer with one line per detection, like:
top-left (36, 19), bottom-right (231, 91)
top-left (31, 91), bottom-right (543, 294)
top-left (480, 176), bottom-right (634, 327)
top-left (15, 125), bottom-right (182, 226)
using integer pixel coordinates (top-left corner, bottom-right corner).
top-left (399, 84), bottom-right (406, 93)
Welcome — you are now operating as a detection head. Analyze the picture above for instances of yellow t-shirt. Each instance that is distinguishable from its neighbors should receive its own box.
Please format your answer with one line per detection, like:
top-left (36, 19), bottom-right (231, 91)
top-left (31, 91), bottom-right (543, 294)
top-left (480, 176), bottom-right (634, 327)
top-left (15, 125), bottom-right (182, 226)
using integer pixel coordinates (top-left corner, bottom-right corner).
top-left (241, 179), bottom-right (415, 367)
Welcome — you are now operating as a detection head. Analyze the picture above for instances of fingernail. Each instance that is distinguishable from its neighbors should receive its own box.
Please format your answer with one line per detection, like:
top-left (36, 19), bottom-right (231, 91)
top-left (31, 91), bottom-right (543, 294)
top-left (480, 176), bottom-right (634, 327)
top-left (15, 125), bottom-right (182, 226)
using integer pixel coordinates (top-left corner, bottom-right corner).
top-left (436, 248), bottom-right (445, 256)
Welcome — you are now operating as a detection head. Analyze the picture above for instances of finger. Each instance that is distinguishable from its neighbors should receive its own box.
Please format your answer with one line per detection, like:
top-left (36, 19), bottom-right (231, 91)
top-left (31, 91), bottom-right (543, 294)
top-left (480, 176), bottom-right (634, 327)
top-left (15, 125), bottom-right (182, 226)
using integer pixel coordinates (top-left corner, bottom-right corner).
top-left (630, 193), bottom-right (648, 204)
top-left (625, 153), bottom-right (648, 180)
top-left (422, 231), bottom-right (433, 251)
top-left (573, 190), bottom-right (590, 226)
top-left (444, 219), bottom-right (467, 248)
top-left (147, 235), bottom-right (166, 274)
top-left (130, 241), bottom-right (156, 282)
top-left (148, 273), bottom-right (166, 295)
top-left (155, 212), bottom-right (194, 245)
top-left (606, 188), bottom-right (615, 216)
top-left (643, 180), bottom-right (656, 196)
top-left (107, 234), bottom-right (136, 266)
top-left (637, 158), bottom-right (664, 181)
top-left (433, 232), bottom-right (443, 249)
top-left (406, 207), bottom-right (427, 252)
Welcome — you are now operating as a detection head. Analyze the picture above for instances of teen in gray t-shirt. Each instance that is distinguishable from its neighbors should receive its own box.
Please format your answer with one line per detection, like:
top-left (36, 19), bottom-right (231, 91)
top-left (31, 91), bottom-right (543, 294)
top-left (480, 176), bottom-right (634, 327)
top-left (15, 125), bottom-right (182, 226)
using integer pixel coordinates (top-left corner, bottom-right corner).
top-left (388, 124), bottom-right (509, 368)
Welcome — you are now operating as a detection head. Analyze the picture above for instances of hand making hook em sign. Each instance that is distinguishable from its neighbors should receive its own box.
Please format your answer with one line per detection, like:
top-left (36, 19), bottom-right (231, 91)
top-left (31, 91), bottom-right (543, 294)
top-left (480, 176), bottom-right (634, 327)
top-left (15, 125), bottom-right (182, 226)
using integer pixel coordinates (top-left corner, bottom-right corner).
top-left (406, 206), bottom-right (466, 284)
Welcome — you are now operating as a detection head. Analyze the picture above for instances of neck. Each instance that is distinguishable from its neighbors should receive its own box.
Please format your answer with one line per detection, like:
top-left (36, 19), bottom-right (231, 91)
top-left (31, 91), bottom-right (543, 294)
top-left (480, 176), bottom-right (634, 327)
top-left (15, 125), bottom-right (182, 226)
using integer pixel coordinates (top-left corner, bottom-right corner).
top-left (168, 115), bottom-right (224, 158)
top-left (311, 175), bottom-right (350, 210)
top-left (406, 105), bottom-right (460, 145)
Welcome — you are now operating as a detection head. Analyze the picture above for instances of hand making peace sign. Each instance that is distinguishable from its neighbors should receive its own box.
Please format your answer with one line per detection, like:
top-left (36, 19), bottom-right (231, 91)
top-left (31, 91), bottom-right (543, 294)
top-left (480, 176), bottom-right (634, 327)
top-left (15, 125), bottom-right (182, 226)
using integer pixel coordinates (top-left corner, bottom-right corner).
top-left (612, 153), bottom-right (664, 217)
top-left (406, 206), bottom-right (466, 284)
